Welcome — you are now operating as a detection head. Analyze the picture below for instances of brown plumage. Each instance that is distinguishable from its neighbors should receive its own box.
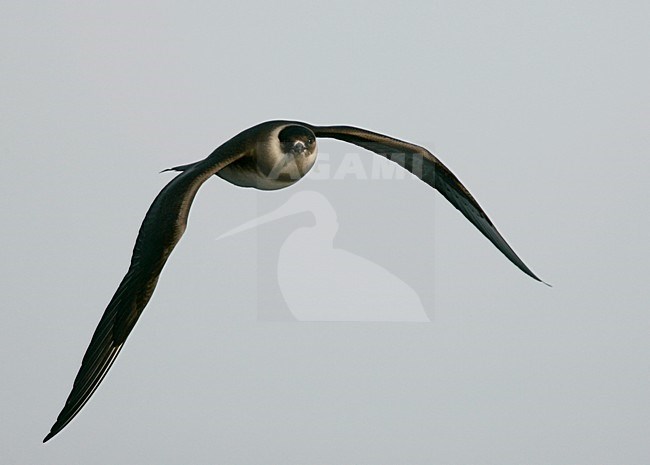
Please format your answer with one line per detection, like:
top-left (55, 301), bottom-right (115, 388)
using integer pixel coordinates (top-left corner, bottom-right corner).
top-left (44, 120), bottom-right (546, 442)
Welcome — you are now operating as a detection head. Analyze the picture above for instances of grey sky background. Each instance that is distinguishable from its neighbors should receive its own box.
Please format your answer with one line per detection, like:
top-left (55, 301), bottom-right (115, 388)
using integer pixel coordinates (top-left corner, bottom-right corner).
top-left (2, 1), bottom-right (649, 464)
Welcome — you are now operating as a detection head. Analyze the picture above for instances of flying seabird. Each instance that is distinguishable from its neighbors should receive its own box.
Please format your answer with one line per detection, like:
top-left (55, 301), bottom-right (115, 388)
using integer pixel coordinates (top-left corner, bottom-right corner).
top-left (44, 120), bottom-right (547, 442)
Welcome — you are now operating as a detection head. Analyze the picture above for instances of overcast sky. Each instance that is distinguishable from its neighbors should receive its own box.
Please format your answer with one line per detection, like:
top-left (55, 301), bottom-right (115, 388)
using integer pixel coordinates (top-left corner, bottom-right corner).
top-left (2, 1), bottom-right (649, 464)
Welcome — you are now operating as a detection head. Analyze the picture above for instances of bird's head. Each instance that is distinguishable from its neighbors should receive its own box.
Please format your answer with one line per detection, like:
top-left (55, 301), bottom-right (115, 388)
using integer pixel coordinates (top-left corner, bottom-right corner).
top-left (251, 124), bottom-right (317, 187)
top-left (278, 125), bottom-right (317, 158)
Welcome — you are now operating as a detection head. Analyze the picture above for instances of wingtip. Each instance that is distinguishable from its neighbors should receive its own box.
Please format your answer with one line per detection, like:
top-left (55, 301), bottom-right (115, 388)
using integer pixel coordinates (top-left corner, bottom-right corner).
top-left (43, 431), bottom-right (55, 443)
top-left (531, 274), bottom-right (552, 287)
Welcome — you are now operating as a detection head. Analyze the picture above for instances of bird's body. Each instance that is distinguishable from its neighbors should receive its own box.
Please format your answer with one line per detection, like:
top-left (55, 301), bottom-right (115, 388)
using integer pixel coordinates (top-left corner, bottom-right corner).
top-left (44, 120), bottom-right (547, 442)
top-left (170, 122), bottom-right (318, 190)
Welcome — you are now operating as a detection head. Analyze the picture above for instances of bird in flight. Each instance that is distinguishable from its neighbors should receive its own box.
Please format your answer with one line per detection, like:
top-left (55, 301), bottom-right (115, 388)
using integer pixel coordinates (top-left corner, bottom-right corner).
top-left (44, 120), bottom-right (546, 442)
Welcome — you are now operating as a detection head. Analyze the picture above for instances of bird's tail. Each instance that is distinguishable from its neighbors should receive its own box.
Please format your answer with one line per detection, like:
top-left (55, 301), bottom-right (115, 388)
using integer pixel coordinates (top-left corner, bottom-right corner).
top-left (160, 162), bottom-right (199, 174)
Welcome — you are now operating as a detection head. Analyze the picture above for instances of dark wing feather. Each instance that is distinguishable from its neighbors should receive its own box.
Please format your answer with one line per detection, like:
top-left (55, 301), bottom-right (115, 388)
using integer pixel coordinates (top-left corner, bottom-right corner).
top-left (44, 135), bottom-right (252, 442)
top-left (308, 124), bottom-right (546, 284)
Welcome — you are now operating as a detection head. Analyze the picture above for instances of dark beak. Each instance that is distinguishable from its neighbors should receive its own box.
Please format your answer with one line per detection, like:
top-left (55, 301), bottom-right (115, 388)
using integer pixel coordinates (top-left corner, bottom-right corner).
top-left (291, 141), bottom-right (307, 154)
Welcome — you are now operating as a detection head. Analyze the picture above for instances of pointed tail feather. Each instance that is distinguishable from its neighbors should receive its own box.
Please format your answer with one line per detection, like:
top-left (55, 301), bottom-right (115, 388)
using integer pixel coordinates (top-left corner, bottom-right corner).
top-left (160, 162), bottom-right (199, 174)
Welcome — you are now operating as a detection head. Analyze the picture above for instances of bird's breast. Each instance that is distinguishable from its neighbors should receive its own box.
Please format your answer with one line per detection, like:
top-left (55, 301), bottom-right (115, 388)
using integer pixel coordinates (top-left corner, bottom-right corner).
top-left (217, 143), bottom-right (318, 191)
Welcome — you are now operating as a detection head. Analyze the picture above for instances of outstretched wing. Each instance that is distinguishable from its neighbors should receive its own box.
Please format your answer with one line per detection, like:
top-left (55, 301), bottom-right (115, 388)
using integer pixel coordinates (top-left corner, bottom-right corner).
top-left (44, 138), bottom-right (251, 442)
top-left (308, 124), bottom-right (546, 284)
